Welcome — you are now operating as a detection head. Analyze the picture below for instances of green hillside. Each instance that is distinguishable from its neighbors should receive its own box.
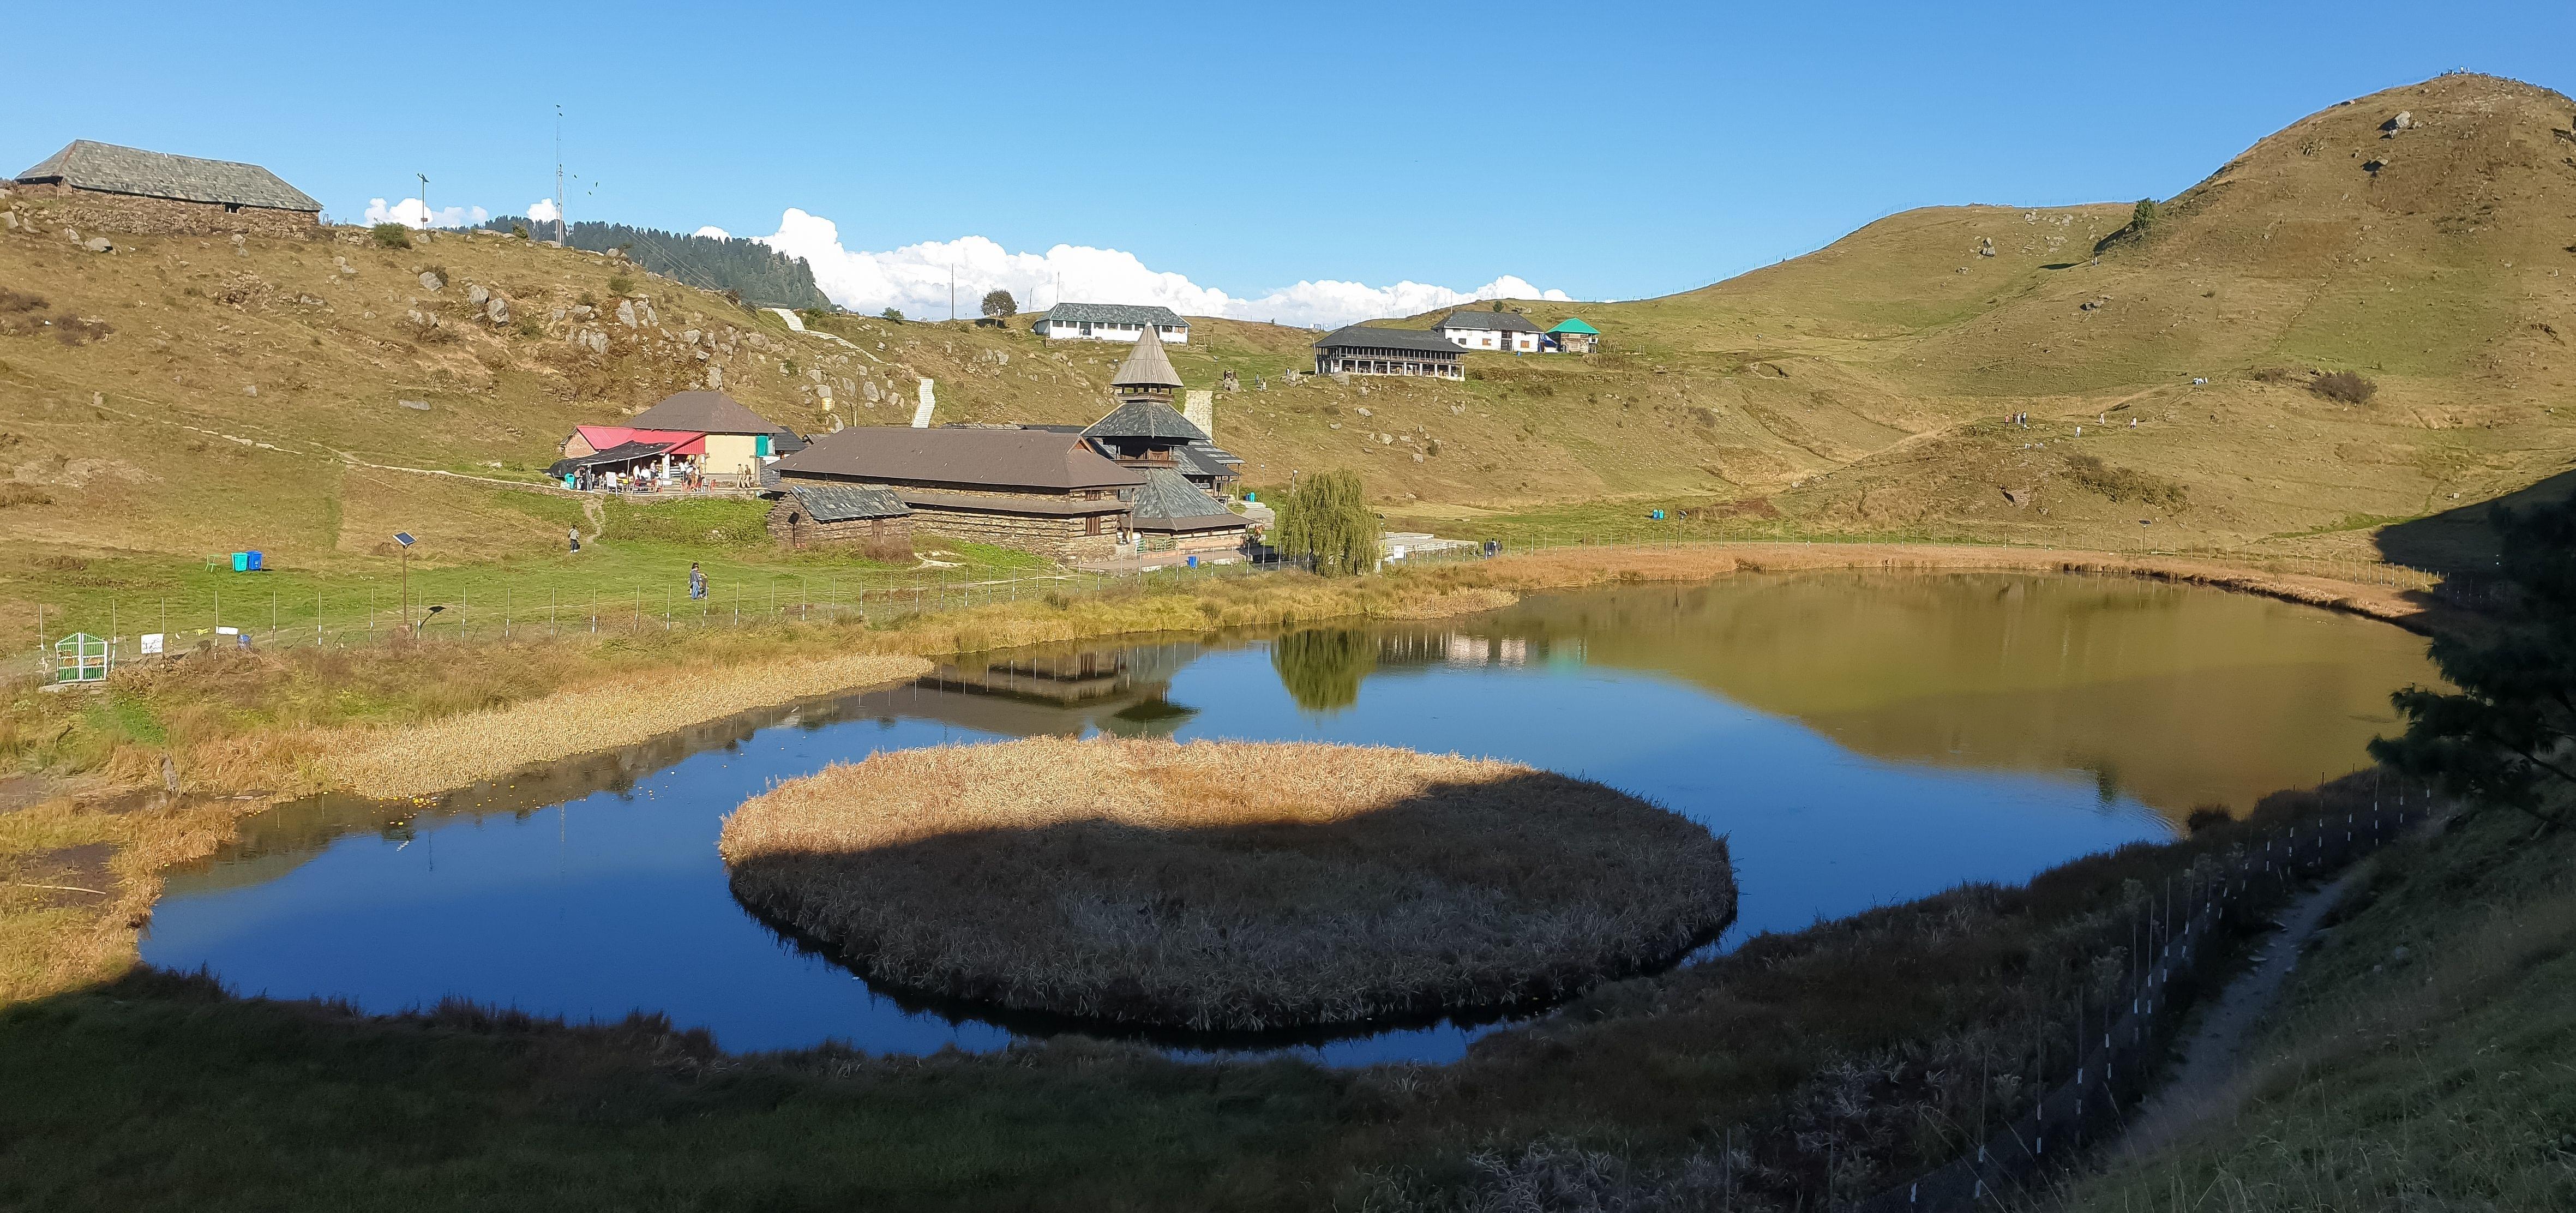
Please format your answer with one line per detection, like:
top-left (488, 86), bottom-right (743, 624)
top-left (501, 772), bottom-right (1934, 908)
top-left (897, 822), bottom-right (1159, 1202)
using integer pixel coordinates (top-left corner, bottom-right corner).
top-left (2, 72), bottom-right (2571, 639)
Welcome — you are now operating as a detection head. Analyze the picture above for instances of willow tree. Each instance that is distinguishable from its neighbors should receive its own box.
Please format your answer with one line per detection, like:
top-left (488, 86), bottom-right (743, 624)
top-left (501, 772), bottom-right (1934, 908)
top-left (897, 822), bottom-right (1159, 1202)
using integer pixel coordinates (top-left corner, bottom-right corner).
top-left (1275, 470), bottom-right (1379, 577)
top-left (1270, 628), bottom-right (1376, 712)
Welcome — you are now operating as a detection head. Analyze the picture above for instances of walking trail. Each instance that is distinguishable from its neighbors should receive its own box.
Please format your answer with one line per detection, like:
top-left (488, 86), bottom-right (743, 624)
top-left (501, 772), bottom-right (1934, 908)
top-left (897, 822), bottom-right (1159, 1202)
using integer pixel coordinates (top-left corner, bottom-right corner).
top-left (2114, 870), bottom-right (2360, 1157)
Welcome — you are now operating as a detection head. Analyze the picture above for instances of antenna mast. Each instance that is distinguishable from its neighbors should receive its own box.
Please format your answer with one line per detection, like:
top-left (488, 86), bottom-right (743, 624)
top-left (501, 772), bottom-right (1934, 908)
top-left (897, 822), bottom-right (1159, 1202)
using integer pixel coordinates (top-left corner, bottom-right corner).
top-left (554, 105), bottom-right (567, 243)
top-left (416, 173), bottom-right (429, 230)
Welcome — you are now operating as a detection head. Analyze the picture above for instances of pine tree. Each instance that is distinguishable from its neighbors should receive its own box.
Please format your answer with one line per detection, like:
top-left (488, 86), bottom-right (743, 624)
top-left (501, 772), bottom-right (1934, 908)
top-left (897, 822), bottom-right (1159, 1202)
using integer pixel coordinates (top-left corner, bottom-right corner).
top-left (2370, 497), bottom-right (2576, 827)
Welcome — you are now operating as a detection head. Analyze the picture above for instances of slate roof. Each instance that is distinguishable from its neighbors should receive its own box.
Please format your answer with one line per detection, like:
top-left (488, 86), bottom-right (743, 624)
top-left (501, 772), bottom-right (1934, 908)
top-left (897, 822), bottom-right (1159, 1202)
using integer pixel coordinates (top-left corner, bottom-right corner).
top-left (1547, 317), bottom-right (1601, 334)
top-left (1084, 399), bottom-right (1206, 442)
top-left (1128, 469), bottom-right (1245, 532)
top-left (1043, 302), bottom-right (1188, 328)
top-left (627, 391), bottom-right (782, 435)
top-left (783, 483), bottom-right (910, 522)
top-left (1437, 310), bottom-right (1542, 333)
top-left (1174, 445), bottom-right (1240, 479)
top-left (1313, 325), bottom-right (1465, 356)
top-left (773, 427), bottom-right (1145, 491)
top-left (1108, 322), bottom-right (1183, 388)
top-left (547, 441), bottom-right (677, 477)
top-left (15, 140), bottom-right (321, 211)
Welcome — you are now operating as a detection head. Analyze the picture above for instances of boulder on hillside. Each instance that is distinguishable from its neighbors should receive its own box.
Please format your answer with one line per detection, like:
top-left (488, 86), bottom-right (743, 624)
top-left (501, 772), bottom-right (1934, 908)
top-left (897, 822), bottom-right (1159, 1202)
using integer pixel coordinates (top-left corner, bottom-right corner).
top-left (419, 271), bottom-right (445, 291)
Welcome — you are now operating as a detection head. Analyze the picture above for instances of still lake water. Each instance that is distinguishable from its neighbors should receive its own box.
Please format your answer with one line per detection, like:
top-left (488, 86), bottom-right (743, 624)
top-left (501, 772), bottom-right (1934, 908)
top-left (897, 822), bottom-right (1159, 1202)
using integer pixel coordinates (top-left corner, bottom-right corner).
top-left (147, 573), bottom-right (2437, 1063)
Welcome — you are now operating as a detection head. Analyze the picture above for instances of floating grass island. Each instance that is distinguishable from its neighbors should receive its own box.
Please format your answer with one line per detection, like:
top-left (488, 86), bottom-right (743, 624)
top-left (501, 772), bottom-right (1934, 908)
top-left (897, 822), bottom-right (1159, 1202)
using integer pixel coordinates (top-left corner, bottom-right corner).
top-left (718, 737), bottom-right (1735, 1033)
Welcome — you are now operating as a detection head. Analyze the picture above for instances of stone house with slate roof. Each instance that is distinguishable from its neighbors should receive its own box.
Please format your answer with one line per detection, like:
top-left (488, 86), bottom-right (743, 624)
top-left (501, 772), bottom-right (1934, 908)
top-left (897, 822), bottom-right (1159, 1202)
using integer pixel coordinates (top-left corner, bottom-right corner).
top-left (1034, 302), bottom-right (1191, 344)
top-left (769, 427), bottom-right (1142, 561)
top-left (13, 140), bottom-right (322, 237)
top-left (764, 483), bottom-right (913, 554)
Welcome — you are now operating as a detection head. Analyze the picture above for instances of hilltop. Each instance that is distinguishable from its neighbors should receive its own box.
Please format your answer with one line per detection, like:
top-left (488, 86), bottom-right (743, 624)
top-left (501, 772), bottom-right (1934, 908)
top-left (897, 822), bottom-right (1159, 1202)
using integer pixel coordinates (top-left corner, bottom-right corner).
top-left (1, 73), bottom-right (2571, 590)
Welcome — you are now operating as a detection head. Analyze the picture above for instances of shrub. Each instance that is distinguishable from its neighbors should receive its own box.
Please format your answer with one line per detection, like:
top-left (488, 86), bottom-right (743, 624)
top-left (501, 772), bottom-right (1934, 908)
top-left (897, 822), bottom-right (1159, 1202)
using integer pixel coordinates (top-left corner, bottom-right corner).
top-left (510, 222), bottom-right (529, 239)
top-left (0, 483), bottom-right (53, 508)
top-left (2130, 197), bottom-right (2159, 230)
top-left (1273, 469), bottom-right (1379, 577)
top-left (370, 223), bottom-right (412, 249)
top-left (880, 307), bottom-right (905, 323)
top-left (2312, 370), bottom-right (2379, 405)
top-left (607, 273), bottom-right (634, 296)
top-left (2064, 454), bottom-right (2187, 508)
top-left (0, 288), bottom-right (47, 314)
top-left (52, 316), bottom-right (112, 346)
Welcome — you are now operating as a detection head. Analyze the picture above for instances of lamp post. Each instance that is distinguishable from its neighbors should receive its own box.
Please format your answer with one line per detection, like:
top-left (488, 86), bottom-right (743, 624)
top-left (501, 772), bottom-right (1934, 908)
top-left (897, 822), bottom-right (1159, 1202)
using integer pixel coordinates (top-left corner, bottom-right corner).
top-left (393, 532), bottom-right (416, 638)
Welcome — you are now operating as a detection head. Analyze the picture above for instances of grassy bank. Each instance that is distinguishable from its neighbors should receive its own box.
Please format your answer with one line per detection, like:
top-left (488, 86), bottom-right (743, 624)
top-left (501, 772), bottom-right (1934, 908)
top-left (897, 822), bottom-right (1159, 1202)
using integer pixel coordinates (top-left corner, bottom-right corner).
top-left (2058, 805), bottom-right (2576, 1212)
top-left (719, 738), bottom-right (1733, 1032)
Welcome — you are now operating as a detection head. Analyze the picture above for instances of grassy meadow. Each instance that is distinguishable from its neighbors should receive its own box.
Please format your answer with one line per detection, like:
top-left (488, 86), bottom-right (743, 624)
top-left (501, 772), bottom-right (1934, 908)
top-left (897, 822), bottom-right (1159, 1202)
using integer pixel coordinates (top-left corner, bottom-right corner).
top-left (720, 738), bottom-right (1734, 1032)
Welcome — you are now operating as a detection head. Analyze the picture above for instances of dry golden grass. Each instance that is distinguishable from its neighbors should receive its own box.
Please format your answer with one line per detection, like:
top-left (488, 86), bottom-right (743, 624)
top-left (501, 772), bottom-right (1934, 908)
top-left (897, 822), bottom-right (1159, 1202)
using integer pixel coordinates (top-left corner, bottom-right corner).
top-left (1374, 586), bottom-right (1519, 619)
top-left (719, 737), bottom-right (1734, 1032)
top-left (315, 652), bottom-right (929, 798)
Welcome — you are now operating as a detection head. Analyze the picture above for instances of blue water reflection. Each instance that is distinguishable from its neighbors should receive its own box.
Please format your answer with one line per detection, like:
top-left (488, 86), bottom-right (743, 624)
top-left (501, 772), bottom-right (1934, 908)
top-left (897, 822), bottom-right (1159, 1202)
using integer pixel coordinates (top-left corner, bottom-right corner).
top-left (145, 575), bottom-right (2430, 1064)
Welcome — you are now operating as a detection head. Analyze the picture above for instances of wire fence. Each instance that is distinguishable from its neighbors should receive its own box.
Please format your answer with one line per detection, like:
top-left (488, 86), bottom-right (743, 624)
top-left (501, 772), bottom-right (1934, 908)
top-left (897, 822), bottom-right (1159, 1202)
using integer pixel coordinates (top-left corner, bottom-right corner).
top-left (1856, 787), bottom-right (2430, 1212)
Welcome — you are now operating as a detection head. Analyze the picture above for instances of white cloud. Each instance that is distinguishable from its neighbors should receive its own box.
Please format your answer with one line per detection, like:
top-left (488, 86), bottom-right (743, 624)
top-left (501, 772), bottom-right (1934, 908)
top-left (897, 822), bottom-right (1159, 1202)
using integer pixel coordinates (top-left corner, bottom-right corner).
top-left (363, 197), bottom-right (489, 230)
top-left (751, 207), bottom-right (1571, 328)
top-left (526, 198), bottom-right (561, 224)
top-left (693, 225), bottom-right (730, 239)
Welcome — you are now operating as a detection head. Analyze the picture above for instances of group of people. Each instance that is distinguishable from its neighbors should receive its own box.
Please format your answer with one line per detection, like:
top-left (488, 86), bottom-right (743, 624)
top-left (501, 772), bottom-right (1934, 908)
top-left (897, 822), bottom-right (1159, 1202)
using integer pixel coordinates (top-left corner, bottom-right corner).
top-left (566, 465), bottom-right (703, 494)
top-left (559, 534), bottom-right (708, 606)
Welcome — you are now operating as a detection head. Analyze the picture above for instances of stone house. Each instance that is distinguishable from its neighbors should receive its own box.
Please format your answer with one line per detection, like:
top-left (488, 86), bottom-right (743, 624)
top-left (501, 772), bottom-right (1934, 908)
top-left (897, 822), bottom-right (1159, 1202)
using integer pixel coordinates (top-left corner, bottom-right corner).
top-left (11, 140), bottom-right (321, 237)
top-left (768, 427), bottom-right (1143, 561)
top-left (1545, 317), bottom-right (1601, 354)
top-left (765, 483), bottom-right (914, 553)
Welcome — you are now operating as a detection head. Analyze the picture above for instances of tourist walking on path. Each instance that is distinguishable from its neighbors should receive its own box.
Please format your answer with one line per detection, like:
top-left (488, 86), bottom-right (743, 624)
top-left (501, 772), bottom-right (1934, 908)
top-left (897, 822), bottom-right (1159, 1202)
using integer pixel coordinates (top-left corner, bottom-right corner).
top-left (689, 563), bottom-right (707, 601)
top-left (568, 526), bottom-right (581, 555)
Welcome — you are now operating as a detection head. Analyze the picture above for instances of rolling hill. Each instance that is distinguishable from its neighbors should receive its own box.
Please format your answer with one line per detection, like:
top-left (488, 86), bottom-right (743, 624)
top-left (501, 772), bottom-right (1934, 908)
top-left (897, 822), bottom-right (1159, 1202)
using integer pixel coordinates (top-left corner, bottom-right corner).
top-left (1, 72), bottom-right (2569, 597)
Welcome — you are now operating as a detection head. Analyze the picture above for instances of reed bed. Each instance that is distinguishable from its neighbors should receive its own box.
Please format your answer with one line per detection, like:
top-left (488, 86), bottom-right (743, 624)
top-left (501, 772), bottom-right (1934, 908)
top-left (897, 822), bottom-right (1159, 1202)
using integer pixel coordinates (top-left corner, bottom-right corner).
top-left (718, 737), bottom-right (1734, 1032)
top-left (319, 652), bottom-right (930, 798)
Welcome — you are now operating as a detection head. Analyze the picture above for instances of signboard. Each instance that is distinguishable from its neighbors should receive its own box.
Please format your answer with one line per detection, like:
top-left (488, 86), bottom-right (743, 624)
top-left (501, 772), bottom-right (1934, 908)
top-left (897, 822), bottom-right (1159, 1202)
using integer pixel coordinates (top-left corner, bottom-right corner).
top-left (140, 633), bottom-right (164, 656)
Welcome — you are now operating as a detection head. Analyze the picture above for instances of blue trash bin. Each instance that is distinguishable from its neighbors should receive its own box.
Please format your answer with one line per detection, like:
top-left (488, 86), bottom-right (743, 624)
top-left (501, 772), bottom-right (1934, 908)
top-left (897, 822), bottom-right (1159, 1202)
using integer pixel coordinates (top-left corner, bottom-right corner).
top-left (1186, 555), bottom-right (1199, 568)
top-left (245, 550), bottom-right (263, 571)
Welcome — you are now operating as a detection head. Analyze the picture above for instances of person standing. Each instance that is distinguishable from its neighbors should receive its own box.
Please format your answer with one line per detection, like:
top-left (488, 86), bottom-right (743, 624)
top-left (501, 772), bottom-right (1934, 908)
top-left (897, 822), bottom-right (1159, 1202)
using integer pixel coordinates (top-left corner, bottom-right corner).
top-left (688, 562), bottom-right (707, 601)
top-left (568, 526), bottom-right (581, 555)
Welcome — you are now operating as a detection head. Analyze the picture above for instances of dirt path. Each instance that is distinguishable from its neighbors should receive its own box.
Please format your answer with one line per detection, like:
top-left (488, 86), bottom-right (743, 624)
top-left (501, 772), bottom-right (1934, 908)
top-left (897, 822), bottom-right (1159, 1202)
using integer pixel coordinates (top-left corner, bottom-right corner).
top-left (2115, 870), bottom-right (2359, 1157)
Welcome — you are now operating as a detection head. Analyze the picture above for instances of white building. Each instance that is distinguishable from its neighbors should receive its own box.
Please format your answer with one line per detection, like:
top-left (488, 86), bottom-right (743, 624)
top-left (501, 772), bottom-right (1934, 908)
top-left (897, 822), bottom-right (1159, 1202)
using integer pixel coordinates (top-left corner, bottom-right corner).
top-left (1035, 302), bottom-right (1191, 344)
top-left (1435, 309), bottom-right (1543, 353)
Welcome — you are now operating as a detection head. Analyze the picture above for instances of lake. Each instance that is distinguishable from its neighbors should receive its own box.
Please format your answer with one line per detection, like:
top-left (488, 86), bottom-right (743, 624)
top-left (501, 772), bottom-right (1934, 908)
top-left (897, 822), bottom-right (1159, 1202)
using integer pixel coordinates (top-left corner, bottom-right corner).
top-left (146, 572), bottom-right (2437, 1064)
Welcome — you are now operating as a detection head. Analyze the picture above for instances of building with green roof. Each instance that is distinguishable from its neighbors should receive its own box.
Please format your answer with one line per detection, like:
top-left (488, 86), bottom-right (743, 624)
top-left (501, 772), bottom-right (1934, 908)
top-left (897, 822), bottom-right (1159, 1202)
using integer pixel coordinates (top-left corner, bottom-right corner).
top-left (1545, 317), bottom-right (1601, 354)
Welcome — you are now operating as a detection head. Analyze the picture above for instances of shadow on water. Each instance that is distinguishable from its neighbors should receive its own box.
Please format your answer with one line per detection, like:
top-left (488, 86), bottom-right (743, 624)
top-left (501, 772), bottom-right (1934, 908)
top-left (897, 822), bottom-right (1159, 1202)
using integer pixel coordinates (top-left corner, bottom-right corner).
top-left (724, 774), bottom-right (1738, 1052)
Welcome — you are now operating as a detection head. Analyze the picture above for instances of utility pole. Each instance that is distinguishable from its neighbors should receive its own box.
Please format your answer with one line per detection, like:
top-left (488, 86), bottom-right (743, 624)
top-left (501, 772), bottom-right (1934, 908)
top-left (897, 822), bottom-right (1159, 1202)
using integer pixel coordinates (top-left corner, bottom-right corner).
top-left (416, 173), bottom-right (430, 230)
top-left (554, 104), bottom-right (567, 243)
top-left (949, 263), bottom-right (957, 322)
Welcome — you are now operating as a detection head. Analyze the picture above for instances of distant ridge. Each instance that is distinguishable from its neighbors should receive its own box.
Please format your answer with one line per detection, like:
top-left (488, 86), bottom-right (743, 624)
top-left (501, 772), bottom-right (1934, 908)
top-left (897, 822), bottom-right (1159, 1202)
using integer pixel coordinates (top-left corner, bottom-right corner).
top-left (483, 217), bottom-right (831, 311)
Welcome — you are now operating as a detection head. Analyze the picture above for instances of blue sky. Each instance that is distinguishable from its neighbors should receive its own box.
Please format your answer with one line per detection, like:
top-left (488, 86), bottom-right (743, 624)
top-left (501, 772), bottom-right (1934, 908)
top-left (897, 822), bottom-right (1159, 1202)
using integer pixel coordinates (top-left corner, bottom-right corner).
top-left (12, 2), bottom-right (2569, 322)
